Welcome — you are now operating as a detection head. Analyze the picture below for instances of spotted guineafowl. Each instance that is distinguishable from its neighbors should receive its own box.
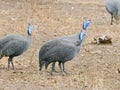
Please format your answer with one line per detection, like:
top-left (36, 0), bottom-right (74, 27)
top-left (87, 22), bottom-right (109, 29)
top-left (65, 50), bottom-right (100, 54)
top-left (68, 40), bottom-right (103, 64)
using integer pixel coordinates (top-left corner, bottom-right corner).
top-left (0, 24), bottom-right (34, 69)
top-left (39, 18), bottom-right (91, 75)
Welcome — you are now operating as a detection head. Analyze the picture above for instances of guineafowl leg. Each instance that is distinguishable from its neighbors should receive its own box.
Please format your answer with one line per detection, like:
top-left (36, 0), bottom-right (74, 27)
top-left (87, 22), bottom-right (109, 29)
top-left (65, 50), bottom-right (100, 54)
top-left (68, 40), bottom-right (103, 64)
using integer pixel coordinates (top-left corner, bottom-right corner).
top-left (61, 62), bottom-right (67, 75)
top-left (111, 14), bottom-right (114, 25)
top-left (52, 62), bottom-right (56, 71)
top-left (51, 62), bottom-right (58, 75)
top-left (8, 58), bottom-right (10, 69)
top-left (8, 56), bottom-right (14, 70)
top-left (116, 18), bottom-right (119, 25)
top-left (59, 62), bottom-right (67, 75)
top-left (59, 61), bottom-right (62, 71)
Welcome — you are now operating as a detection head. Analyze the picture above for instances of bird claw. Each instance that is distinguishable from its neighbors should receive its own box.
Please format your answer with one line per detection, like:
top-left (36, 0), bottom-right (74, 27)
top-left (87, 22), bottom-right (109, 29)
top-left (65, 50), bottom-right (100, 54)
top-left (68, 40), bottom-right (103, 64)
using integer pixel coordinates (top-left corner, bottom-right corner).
top-left (7, 68), bottom-right (10, 70)
top-left (62, 71), bottom-right (67, 76)
top-left (7, 66), bottom-right (15, 70)
top-left (51, 71), bottom-right (59, 76)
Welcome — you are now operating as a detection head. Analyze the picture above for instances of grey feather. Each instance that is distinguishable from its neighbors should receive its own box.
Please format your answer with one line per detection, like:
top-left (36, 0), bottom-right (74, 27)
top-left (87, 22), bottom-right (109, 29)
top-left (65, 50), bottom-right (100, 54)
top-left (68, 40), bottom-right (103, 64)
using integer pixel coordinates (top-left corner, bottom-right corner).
top-left (0, 34), bottom-right (24, 50)
top-left (105, 0), bottom-right (120, 25)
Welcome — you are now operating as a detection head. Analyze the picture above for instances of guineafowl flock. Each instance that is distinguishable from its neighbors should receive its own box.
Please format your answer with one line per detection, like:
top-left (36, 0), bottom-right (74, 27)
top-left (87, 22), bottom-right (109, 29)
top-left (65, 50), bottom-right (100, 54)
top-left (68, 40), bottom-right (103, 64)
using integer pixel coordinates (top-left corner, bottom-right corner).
top-left (0, 0), bottom-right (119, 76)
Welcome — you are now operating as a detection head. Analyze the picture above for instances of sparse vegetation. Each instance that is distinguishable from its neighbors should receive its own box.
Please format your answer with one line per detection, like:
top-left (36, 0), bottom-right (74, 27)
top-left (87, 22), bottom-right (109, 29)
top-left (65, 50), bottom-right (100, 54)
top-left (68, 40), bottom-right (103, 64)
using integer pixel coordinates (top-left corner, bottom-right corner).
top-left (0, 0), bottom-right (120, 90)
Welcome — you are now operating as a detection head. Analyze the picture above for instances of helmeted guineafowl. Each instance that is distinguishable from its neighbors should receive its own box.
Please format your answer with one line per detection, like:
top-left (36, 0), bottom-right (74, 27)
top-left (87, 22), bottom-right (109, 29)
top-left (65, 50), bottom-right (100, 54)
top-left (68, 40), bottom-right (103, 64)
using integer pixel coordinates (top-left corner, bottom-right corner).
top-left (0, 24), bottom-right (34, 69)
top-left (39, 18), bottom-right (91, 75)
top-left (105, 0), bottom-right (120, 25)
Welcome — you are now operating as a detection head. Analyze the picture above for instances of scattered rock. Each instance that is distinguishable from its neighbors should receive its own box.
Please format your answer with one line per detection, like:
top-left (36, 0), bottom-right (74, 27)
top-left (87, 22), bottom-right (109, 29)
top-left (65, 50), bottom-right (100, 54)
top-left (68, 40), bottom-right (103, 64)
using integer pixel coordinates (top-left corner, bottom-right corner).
top-left (93, 35), bottom-right (112, 45)
top-left (90, 50), bottom-right (102, 54)
top-left (20, 71), bottom-right (24, 74)
top-left (13, 71), bottom-right (16, 73)
top-left (118, 68), bottom-right (120, 74)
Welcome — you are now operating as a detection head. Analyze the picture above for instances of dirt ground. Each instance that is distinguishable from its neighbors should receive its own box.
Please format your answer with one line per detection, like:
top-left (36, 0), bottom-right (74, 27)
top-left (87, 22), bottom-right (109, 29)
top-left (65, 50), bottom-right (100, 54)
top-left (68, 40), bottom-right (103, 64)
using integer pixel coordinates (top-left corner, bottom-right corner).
top-left (0, 0), bottom-right (120, 90)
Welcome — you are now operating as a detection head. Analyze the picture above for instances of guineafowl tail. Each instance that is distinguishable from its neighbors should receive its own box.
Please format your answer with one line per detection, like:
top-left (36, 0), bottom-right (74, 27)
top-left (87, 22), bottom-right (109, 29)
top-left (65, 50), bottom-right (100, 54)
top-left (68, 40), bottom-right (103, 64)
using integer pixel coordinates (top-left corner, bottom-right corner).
top-left (39, 60), bottom-right (46, 71)
top-left (0, 51), bottom-right (3, 59)
top-left (45, 62), bottom-right (51, 69)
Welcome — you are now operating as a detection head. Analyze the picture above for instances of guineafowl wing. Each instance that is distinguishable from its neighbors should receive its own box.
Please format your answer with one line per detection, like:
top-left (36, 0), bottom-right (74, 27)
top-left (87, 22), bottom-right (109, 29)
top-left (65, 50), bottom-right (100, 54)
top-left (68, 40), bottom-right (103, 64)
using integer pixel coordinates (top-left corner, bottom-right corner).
top-left (0, 34), bottom-right (24, 50)
top-left (2, 40), bottom-right (27, 57)
top-left (39, 39), bottom-right (63, 59)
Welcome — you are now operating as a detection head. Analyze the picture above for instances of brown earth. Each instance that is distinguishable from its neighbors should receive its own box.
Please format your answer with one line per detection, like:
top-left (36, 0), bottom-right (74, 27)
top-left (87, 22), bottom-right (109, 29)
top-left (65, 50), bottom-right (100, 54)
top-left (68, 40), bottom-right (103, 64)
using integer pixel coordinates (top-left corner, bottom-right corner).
top-left (0, 0), bottom-right (120, 90)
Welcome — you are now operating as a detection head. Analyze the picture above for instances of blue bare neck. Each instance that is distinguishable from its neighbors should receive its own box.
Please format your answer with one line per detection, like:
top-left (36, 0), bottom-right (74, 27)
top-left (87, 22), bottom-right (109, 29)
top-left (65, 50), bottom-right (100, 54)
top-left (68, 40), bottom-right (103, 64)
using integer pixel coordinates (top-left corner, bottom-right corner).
top-left (79, 20), bottom-right (91, 41)
top-left (27, 24), bottom-right (34, 36)
top-left (79, 30), bottom-right (85, 41)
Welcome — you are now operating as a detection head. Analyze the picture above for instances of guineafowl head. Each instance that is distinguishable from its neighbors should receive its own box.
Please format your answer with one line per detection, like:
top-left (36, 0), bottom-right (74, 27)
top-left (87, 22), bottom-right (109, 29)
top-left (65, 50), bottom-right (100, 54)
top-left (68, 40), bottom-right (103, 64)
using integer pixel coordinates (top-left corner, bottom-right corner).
top-left (27, 24), bottom-right (34, 35)
top-left (79, 19), bottom-right (91, 40)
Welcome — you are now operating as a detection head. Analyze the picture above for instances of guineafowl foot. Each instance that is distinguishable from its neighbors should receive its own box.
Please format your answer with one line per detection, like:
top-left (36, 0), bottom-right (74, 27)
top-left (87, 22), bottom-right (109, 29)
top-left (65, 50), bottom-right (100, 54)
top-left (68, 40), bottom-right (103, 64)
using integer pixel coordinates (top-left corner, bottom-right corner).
top-left (51, 71), bottom-right (59, 76)
top-left (39, 67), bottom-right (42, 71)
top-left (7, 67), bottom-right (15, 70)
top-left (61, 71), bottom-right (67, 76)
top-left (7, 67), bottom-right (10, 70)
top-left (7, 65), bottom-right (15, 70)
top-left (12, 67), bottom-right (15, 70)
top-left (7, 65), bottom-right (10, 70)
top-left (8, 56), bottom-right (14, 70)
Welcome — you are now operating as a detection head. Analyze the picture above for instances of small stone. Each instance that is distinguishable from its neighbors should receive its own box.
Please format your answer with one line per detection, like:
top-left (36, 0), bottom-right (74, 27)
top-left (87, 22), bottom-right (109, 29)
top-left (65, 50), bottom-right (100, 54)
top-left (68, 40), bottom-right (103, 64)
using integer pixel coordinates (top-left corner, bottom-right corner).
top-left (117, 68), bottom-right (120, 74)
top-left (94, 35), bottom-right (112, 44)
top-left (13, 71), bottom-right (16, 73)
top-left (90, 50), bottom-right (102, 54)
